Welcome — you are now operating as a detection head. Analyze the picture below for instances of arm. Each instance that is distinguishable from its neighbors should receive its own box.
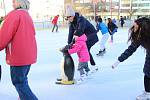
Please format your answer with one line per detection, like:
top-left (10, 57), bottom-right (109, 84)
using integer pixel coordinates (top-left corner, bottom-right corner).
top-left (118, 42), bottom-right (140, 62)
top-left (68, 41), bottom-right (82, 54)
top-left (68, 24), bottom-right (75, 44)
top-left (112, 42), bottom-right (140, 68)
top-left (0, 11), bottom-right (19, 50)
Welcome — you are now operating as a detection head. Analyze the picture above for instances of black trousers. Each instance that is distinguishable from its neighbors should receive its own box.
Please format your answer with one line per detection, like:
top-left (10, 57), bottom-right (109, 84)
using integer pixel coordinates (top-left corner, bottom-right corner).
top-left (144, 75), bottom-right (150, 92)
top-left (52, 24), bottom-right (58, 32)
top-left (86, 42), bottom-right (96, 66)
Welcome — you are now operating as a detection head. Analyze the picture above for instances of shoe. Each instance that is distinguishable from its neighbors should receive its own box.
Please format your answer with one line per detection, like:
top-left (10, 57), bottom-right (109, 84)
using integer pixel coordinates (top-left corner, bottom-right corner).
top-left (78, 74), bottom-right (87, 81)
top-left (76, 74), bottom-right (87, 84)
top-left (136, 91), bottom-right (150, 100)
top-left (96, 49), bottom-right (106, 56)
top-left (90, 65), bottom-right (98, 73)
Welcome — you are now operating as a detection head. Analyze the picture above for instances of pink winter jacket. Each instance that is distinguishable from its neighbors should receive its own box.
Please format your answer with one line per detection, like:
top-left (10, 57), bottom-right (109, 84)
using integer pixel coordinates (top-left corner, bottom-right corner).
top-left (68, 34), bottom-right (90, 62)
top-left (0, 9), bottom-right (37, 66)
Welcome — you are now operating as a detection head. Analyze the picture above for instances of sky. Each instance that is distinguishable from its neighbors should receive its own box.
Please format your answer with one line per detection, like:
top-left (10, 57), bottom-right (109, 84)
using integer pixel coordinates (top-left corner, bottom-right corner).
top-left (0, 0), bottom-right (64, 19)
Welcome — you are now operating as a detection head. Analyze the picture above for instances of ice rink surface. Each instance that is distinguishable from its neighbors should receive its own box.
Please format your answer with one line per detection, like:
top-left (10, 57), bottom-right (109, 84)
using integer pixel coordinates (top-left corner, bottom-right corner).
top-left (0, 27), bottom-right (145, 100)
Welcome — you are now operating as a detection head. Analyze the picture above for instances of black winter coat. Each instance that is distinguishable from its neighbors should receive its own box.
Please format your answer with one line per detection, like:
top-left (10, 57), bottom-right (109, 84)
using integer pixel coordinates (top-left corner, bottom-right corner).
top-left (67, 13), bottom-right (98, 47)
top-left (118, 42), bottom-right (150, 77)
top-left (108, 22), bottom-right (118, 34)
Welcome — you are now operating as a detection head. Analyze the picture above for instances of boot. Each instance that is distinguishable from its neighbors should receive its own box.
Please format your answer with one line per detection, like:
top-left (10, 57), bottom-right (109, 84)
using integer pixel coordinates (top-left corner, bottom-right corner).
top-left (96, 48), bottom-right (106, 56)
top-left (136, 91), bottom-right (150, 100)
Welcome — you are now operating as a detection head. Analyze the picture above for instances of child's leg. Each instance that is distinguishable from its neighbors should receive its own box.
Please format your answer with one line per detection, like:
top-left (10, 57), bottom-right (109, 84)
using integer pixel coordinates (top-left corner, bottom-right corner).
top-left (144, 75), bottom-right (150, 92)
top-left (82, 62), bottom-right (90, 73)
top-left (78, 62), bottom-right (85, 76)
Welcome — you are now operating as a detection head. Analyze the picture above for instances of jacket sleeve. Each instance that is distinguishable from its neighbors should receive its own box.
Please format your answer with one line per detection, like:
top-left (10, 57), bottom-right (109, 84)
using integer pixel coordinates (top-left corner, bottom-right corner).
top-left (68, 24), bottom-right (75, 44)
top-left (118, 42), bottom-right (140, 62)
top-left (0, 12), bottom-right (20, 50)
top-left (74, 17), bottom-right (86, 36)
top-left (68, 41), bottom-right (82, 54)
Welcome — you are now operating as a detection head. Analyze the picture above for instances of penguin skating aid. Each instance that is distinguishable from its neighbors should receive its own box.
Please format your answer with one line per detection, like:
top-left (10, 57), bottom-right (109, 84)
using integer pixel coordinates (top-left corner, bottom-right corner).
top-left (56, 48), bottom-right (75, 85)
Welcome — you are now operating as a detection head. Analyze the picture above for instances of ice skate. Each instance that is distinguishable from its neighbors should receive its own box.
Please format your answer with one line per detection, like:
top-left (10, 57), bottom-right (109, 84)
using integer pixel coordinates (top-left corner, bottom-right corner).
top-left (76, 74), bottom-right (87, 84)
top-left (96, 49), bottom-right (106, 56)
top-left (136, 91), bottom-right (150, 100)
top-left (90, 65), bottom-right (98, 74)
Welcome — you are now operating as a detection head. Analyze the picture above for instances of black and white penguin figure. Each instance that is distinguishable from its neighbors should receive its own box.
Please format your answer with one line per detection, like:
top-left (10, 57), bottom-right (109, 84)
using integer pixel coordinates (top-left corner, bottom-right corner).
top-left (56, 47), bottom-right (75, 85)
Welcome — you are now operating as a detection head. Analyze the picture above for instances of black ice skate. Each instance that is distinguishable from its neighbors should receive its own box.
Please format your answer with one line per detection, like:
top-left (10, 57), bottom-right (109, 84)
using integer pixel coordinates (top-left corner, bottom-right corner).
top-left (96, 48), bottom-right (106, 56)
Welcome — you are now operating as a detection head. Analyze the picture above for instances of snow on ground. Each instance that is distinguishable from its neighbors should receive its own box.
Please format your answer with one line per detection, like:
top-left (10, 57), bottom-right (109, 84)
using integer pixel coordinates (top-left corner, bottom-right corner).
top-left (0, 27), bottom-right (145, 100)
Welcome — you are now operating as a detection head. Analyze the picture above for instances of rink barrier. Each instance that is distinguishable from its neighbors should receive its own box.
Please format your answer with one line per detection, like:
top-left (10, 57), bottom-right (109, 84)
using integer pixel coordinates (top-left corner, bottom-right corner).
top-left (33, 20), bottom-right (69, 30)
top-left (33, 20), bottom-right (134, 30)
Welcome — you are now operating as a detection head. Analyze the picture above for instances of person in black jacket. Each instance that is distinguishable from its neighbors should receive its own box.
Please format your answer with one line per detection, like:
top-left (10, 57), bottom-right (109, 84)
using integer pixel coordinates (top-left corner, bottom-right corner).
top-left (112, 17), bottom-right (150, 100)
top-left (107, 18), bottom-right (118, 43)
top-left (65, 5), bottom-right (99, 72)
top-left (120, 16), bottom-right (125, 27)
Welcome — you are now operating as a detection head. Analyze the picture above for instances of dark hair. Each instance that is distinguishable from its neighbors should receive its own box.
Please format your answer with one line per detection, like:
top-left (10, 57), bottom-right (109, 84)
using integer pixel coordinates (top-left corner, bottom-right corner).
top-left (128, 17), bottom-right (150, 49)
top-left (108, 18), bottom-right (112, 23)
top-left (98, 17), bottom-right (102, 23)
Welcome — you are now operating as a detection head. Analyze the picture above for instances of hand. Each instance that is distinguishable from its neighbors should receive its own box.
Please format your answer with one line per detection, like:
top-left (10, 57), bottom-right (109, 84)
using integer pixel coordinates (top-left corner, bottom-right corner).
top-left (112, 60), bottom-right (120, 69)
top-left (64, 44), bottom-right (72, 50)
top-left (59, 46), bottom-right (68, 53)
top-left (59, 44), bottom-right (71, 54)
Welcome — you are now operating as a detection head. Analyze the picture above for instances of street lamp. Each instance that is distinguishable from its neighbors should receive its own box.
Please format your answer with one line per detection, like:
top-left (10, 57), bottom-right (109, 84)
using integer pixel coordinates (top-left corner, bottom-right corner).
top-left (2, 0), bottom-right (6, 16)
top-left (92, 0), bottom-right (99, 21)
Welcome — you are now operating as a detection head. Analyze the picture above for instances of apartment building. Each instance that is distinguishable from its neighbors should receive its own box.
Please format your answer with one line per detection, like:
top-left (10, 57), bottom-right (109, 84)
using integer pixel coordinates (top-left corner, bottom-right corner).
top-left (69, 0), bottom-right (150, 19)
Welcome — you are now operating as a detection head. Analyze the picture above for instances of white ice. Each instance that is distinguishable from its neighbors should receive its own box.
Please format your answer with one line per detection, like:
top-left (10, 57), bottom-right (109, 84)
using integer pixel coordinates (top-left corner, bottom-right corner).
top-left (0, 27), bottom-right (145, 100)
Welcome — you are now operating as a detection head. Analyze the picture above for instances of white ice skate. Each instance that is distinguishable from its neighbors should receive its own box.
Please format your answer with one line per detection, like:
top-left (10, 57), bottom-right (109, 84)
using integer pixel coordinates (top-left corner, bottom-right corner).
top-left (136, 91), bottom-right (150, 100)
top-left (90, 65), bottom-right (98, 74)
top-left (76, 74), bottom-right (87, 84)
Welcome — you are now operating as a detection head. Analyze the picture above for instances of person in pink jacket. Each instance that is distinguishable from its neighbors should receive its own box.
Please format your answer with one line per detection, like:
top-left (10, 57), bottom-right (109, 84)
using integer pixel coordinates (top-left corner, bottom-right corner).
top-left (0, 0), bottom-right (38, 99)
top-left (68, 34), bottom-right (90, 81)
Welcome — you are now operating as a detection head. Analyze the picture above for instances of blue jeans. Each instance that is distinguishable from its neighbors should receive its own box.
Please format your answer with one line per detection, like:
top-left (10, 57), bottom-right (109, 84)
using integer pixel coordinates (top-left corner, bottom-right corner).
top-left (10, 65), bottom-right (38, 100)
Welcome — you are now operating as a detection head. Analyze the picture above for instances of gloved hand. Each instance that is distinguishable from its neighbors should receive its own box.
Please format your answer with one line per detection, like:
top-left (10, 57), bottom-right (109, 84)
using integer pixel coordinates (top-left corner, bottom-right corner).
top-left (59, 46), bottom-right (68, 53)
top-left (112, 60), bottom-right (120, 69)
top-left (64, 44), bottom-right (72, 50)
top-left (59, 44), bottom-right (72, 54)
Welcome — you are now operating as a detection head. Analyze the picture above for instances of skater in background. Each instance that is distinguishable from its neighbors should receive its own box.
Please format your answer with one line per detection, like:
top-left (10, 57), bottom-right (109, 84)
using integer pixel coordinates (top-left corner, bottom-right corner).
top-left (112, 18), bottom-right (117, 25)
top-left (120, 16), bottom-right (125, 28)
top-left (90, 16), bottom-right (97, 29)
top-left (107, 18), bottom-right (118, 43)
top-left (65, 34), bottom-right (90, 82)
top-left (51, 15), bottom-right (59, 32)
top-left (112, 17), bottom-right (150, 100)
top-left (96, 17), bottom-right (109, 56)
top-left (65, 5), bottom-right (99, 72)
top-left (0, 0), bottom-right (38, 99)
